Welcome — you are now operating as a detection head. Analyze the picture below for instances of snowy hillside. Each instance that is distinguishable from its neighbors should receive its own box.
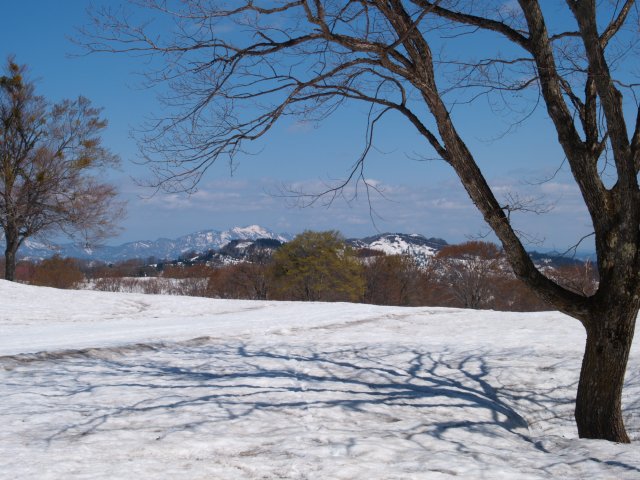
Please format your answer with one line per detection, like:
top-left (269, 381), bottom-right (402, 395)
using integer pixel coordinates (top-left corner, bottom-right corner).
top-left (1, 281), bottom-right (638, 479)
top-left (350, 233), bottom-right (447, 257)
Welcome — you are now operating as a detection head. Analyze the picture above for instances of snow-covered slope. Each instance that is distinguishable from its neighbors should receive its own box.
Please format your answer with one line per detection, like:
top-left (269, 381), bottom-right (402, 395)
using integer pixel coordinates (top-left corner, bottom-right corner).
top-left (350, 233), bottom-right (447, 257)
top-left (0, 281), bottom-right (638, 479)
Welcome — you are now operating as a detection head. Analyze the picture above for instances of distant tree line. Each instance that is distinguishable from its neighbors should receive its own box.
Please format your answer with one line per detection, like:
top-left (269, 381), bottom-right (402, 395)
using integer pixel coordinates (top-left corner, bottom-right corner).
top-left (1, 230), bottom-right (598, 313)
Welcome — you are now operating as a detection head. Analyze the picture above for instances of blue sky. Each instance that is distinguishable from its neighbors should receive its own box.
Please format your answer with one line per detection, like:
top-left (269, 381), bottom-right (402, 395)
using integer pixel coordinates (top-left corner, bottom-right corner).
top-left (1, 1), bottom-right (595, 251)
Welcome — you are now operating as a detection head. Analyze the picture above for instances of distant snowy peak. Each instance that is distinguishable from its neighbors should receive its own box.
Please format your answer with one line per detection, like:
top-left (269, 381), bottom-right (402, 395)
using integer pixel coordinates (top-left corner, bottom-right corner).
top-left (349, 233), bottom-right (448, 257)
top-left (14, 225), bottom-right (293, 263)
top-left (229, 225), bottom-right (282, 238)
top-left (173, 226), bottom-right (291, 256)
top-left (219, 225), bottom-right (290, 244)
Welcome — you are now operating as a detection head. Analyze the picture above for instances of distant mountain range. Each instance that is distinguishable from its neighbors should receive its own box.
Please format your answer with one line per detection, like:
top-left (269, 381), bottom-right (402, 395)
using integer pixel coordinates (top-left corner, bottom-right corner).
top-left (12, 225), bottom-right (292, 263)
top-left (8, 225), bottom-right (586, 267)
top-left (11, 227), bottom-right (449, 264)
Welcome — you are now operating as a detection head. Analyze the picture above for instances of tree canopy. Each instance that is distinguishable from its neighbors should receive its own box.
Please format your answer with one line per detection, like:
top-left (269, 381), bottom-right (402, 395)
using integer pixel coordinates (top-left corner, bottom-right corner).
top-left (270, 230), bottom-right (364, 302)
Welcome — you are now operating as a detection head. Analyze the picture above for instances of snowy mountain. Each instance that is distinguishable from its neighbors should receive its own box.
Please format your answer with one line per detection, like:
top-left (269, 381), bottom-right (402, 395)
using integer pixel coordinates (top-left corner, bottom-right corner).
top-left (11, 228), bottom-right (446, 263)
top-left (12, 225), bottom-right (292, 263)
top-left (10, 227), bottom-right (589, 268)
top-left (349, 233), bottom-right (448, 257)
top-left (184, 238), bottom-right (286, 267)
top-left (349, 234), bottom-right (589, 269)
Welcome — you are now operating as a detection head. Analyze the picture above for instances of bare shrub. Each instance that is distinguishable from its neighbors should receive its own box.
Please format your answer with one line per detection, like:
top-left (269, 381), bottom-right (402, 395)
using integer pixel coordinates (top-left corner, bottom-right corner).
top-left (31, 255), bottom-right (84, 289)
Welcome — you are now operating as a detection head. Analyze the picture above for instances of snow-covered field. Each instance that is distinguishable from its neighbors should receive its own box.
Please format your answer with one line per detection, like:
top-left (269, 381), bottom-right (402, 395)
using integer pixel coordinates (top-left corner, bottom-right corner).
top-left (1, 280), bottom-right (638, 479)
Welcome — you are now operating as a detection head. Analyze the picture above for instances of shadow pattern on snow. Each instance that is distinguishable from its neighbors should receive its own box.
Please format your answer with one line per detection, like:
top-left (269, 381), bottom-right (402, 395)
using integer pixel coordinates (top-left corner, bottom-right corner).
top-left (2, 340), bottom-right (639, 477)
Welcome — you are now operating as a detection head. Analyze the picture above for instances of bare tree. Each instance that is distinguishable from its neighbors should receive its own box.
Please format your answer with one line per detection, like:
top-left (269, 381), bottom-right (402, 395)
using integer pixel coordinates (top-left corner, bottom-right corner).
top-left (84, 1), bottom-right (640, 442)
top-left (434, 241), bottom-right (504, 309)
top-left (0, 58), bottom-right (124, 280)
top-left (363, 253), bottom-right (423, 306)
top-left (549, 260), bottom-right (599, 298)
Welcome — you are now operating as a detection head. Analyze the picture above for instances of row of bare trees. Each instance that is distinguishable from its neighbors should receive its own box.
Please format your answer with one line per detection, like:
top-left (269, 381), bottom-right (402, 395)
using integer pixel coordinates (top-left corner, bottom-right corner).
top-left (363, 241), bottom-right (597, 311)
top-left (4, 237), bottom-right (597, 313)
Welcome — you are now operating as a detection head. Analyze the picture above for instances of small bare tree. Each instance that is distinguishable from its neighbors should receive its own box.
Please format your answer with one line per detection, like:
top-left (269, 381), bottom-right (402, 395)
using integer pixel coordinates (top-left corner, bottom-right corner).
top-left (84, 1), bottom-right (640, 442)
top-left (363, 253), bottom-right (424, 306)
top-left (31, 255), bottom-right (85, 289)
top-left (549, 260), bottom-right (599, 298)
top-left (0, 58), bottom-right (124, 280)
top-left (435, 241), bottom-right (504, 309)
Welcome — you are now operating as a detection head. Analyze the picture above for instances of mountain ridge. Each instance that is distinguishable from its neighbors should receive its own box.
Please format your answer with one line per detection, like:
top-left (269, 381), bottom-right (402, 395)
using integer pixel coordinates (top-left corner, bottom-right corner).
top-left (8, 226), bottom-right (590, 267)
top-left (12, 225), bottom-right (292, 263)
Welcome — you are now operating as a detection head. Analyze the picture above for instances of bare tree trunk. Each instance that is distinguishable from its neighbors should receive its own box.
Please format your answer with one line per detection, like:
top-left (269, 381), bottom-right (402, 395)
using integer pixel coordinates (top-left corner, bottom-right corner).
top-left (3, 222), bottom-right (21, 281)
top-left (575, 305), bottom-right (637, 443)
top-left (4, 240), bottom-right (18, 281)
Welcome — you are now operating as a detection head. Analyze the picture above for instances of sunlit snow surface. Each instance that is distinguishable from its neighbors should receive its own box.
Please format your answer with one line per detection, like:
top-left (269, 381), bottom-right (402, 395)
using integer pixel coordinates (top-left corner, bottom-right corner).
top-left (1, 280), bottom-right (639, 479)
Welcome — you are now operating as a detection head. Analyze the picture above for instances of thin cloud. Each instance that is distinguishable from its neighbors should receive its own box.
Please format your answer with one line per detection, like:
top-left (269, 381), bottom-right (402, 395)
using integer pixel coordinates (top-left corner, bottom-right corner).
top-left (119, 174), bottom-right (594, 250)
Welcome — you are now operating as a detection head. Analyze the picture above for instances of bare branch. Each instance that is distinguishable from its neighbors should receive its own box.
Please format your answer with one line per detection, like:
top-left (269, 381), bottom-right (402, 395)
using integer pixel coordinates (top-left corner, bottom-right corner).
top-left (600, 0), bottom-right (635, 47)
top-left (559, 231), bottom-right (596, 258)
top-left (410, 0), bottom-right (531, 50)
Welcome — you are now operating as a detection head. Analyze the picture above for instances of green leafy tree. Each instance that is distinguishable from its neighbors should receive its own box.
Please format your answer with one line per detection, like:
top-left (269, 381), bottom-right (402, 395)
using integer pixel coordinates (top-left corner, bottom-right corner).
top-left (270, 231), bottom-right (364, 302)
top-left (0, 58), bottom-right (124, 281)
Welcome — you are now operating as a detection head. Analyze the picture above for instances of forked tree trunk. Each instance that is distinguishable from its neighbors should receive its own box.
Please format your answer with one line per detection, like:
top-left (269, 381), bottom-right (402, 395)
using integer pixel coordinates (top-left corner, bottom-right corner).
top-left (575, 305), bottom-right (638, 443)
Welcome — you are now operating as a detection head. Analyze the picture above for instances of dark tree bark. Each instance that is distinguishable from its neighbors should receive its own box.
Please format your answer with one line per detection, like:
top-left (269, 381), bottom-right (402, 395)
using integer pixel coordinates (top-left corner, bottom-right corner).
top-left (577, 301), bottom-right (638, 442)
top-left (83, 0), bottom-right (640, 441)
top-left (3, 229), bottom-right (18, 282)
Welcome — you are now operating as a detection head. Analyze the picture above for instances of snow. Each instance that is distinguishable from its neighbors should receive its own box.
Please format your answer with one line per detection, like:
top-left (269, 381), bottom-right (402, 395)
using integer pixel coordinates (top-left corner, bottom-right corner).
top-left (368, 235), bottom-right (437, 257)
top-left (231, 225), bottom-right (272, 236)
top-left (1, 280), bottom-right (639, 479)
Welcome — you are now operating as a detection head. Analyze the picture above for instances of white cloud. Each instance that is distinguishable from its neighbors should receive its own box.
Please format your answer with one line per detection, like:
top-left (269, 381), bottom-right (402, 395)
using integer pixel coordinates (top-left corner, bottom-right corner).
top-left (118, 173), bottom-right (594, 251)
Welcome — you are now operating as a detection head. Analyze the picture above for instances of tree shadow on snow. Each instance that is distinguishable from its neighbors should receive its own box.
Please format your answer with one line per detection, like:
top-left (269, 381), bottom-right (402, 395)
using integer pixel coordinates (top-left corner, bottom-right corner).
top-left (5, 340), bottom-right (639, 476)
